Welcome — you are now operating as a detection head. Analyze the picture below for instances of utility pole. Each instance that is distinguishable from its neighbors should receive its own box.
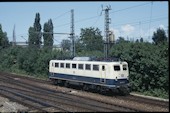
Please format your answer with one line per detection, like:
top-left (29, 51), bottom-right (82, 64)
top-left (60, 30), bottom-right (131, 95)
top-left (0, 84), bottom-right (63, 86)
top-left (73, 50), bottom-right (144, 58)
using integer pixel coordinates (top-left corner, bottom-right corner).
top-left (102, 5), bottom-right (111, 59)
top-left (13, 24), bottom-right (16, 46)
top-left (70, 9), bottom-right (75, 58)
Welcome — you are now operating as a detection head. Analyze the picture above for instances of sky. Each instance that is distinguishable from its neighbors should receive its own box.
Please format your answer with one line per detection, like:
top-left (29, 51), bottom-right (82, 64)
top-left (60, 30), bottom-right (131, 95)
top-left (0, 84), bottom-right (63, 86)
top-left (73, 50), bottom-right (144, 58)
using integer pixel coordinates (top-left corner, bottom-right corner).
top-left (0, 1), bottom-right (168, 45)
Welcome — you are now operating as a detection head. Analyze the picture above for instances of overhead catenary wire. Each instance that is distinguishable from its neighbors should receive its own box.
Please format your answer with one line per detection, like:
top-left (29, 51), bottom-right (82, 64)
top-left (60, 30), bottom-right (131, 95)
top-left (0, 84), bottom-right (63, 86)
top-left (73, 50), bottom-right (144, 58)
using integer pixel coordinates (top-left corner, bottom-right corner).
top-left (113, 16), bottom-right (167, 28)
top-left (10, 10), bottom-right (70, 40)
top-left (12, 17), bottom-right (167, 43)
top-left (114, 17), bottom-right (168, 42)
top-left (11, 2), bottom-right (166, 44)
top-left (10, 2), bottom-right (157, 37)
top-left (52, 10), bottom-right (70, 21)
top-left (113, 17), bottom-right (167, 41)
top-left (90, 5), bottom-right (103, 27)
top-left (110, 2), bottom-right (150, 14)
top-left (54, 2), bottom-right (151, 28)
top-left (112, 14), bottom-right (167, 27)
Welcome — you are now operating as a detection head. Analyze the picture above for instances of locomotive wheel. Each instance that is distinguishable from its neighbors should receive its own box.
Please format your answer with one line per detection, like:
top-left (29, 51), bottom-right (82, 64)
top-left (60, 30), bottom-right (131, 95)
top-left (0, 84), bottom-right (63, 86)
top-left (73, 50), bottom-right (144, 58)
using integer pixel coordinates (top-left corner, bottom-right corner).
top-left (59, 80), bottom-right (64, 86)
top-left (83, 84), bottom-right (89, 91)
top-left (96, 85), bottom-right (101, 92)
top-left (64, 81), bottom-right (69, 87)
top-left (91, 85), bottom-right (97, 92)
top-left (118, 86), bottom-right (130, 96)
top-left (51, 79), bottom-right (58, 85)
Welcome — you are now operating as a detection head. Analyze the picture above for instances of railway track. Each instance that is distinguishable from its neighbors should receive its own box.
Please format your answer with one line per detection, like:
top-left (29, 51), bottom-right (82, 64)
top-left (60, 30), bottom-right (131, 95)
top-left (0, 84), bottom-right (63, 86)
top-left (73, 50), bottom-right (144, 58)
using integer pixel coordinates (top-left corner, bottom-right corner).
top-left (0, 72), bottom-right (169, 112)
top-left (119, 94), bottom-right (169, 108)
top-left (0, 72), bottom-right (137, 112)
top-left (0, 85), bottom-right (129, 112)
top-left (0, 87), bottom-right (66, 112)
top-left (0, 72), bottom-right (51, 84)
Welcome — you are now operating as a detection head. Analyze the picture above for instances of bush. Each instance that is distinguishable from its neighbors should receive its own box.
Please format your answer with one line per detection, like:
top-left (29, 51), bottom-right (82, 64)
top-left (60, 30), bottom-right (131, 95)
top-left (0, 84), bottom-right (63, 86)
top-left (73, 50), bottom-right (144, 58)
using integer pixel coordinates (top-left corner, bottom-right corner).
top-left (109, 41), bottom-right (169, 99)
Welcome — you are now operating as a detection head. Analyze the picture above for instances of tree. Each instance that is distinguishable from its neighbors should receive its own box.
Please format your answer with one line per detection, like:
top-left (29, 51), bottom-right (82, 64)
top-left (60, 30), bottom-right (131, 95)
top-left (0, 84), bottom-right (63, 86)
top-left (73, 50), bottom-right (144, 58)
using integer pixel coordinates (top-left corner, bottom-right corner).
top-left (152, 28), bottom-right (167, 45)
top-left (43, 19), bottom-right (54, 49)
top-left (28, 26), bottom-right (35, 47)
top-left (0, 24), bottom-right (9, 48)
top-left (116, 36), bottom-right (126, 43)
top-left (135, 39), bottom-right (139, 43)
top-left (140, 37), bottom-right (144, 42)
top-left (34, 13), bottom-right (42, 48)
top-left (109, 40), bottom-right (169, 98)
top-left (80, 27), bottom-right (103, 51)
top-left (61, 39), bottom-right (71, 51)
top-left (28, 13), bottom-right (42, 48)
top-left (75, 38), bottom-right (84, 54)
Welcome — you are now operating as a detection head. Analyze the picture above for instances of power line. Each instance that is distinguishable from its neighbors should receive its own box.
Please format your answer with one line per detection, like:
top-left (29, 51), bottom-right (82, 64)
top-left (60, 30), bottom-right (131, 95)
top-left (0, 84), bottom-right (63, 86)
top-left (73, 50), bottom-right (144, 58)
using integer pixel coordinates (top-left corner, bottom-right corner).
top-left (92, 8), bottom-right (102, 26)
top-left (113, 16), bottom-right (168, 28)
top-left (53, 38), bottom-right (61, 44)
top-left (54, 22), bottom-right (70, 28)
top-left (29, 31), bottom-right (70, 35)
top-left (110, 2), bottom-right (150, 14)
top-left (54, 2), bottom-right (151, 28)
top-left (52, 10), bottom-right (70, 20)
top-left (14, 11), bottom-right (69, 37)
top-left (114, 18), bottom-right (168, 42)
top-left (91, 5), bottom-right (103, 27)
top-left (54, 15), bottom-right (99, 28)
top-left (10, 2), bottom-right (166, 44)
top-left (112, 14), bottom-right (167, 26)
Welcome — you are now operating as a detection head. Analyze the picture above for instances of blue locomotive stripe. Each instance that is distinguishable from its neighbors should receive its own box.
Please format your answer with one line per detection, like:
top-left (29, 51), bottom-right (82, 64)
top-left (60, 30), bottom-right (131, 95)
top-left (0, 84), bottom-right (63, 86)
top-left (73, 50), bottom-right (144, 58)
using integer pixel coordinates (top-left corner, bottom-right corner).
top-left (49, 72), bottom-right (128, 87)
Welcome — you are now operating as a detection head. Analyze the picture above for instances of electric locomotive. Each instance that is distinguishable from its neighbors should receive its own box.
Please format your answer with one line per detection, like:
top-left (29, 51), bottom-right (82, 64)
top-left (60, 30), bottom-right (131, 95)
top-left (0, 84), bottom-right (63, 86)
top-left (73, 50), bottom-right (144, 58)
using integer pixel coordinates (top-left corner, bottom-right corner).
top-left (49, 57), bottom-right (130, 95)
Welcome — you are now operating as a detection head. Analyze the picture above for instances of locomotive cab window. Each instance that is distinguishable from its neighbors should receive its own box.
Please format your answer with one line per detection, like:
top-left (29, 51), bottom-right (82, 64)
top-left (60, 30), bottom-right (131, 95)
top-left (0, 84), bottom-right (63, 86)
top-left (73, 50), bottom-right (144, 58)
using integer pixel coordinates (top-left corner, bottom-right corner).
top-left (114, 65), bottom-right (120, 71)
top-left (123, 65), bottom-right (127, 70)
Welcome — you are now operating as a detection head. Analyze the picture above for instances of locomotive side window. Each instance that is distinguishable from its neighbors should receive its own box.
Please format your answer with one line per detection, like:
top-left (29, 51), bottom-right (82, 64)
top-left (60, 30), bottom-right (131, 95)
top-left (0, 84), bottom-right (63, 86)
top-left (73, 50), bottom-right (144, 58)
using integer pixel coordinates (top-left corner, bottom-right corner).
top-left (93, 65), bottom-right (99, 71)
top-left (66, 63), bottom-right (70, 68)
top-left (114, 65), bottom-right (120, 71)
top-left (85, 64), bottom-right (91, 70)
top-left (60, 63), bottom-right (64, 68)
top-left (78, 64), bottom-right (84, 70)
top-left (55, 63), bottom-right (59, 68)
top-left (123, 65), bottom-right (127, 70)
top-left (72, 64), bottom-right (77, 69)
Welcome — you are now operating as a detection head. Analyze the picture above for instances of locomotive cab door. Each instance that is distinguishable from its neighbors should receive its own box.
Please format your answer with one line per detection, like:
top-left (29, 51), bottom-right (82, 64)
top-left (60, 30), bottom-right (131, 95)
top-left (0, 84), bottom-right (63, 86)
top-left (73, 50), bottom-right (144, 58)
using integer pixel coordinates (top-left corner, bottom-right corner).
top-left (100, 65), bottom-right (106, 83)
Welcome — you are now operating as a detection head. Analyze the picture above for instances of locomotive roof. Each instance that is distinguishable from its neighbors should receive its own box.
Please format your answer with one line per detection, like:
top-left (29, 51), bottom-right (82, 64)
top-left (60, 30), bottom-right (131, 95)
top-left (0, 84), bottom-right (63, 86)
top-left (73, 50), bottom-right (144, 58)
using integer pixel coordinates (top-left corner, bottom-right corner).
top-left (50, 59), bottom-right (127, 64)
